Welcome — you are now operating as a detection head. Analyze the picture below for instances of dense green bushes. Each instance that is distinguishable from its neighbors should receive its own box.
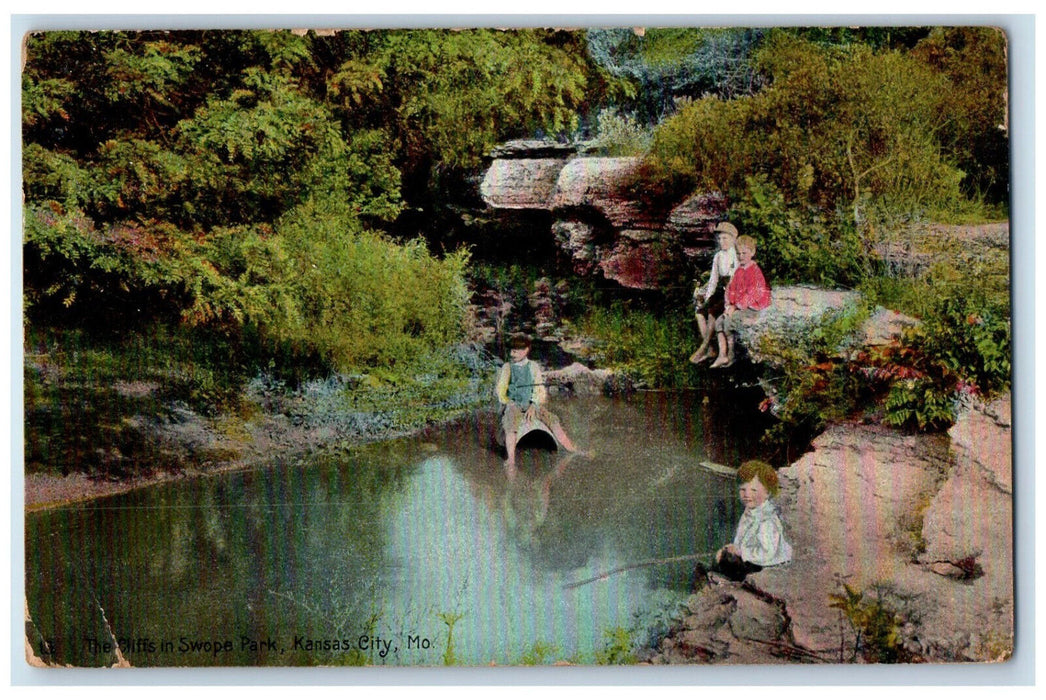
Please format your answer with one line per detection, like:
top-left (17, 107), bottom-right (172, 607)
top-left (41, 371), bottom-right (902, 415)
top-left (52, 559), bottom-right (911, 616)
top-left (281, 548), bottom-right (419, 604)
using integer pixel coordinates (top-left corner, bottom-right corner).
top-left (571, 303), bottom-right (697, 389)
top-left (642, 32), bottom-right (976, 216)
top-left (633, 29), bottom-right (1006, 282)
top-left (22, 29), bottom-right (613, 376)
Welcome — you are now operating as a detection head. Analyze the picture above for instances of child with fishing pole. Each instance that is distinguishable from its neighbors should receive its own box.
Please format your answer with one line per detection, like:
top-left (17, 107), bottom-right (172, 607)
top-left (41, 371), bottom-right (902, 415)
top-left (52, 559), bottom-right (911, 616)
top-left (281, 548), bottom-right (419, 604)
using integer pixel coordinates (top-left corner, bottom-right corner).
top-left (693, 460), bottom-right (792, 587)
top-left (495, 335), bottom-right (579, 474)
top-left (563, 460), bottom-right (791, 591)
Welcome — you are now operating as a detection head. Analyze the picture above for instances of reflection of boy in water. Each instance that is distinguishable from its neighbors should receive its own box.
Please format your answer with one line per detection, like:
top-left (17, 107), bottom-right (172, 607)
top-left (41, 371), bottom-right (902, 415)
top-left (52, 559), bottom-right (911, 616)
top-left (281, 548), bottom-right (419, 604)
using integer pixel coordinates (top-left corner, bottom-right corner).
top-left (693, 460), bottom-right (792, 588)
top-left (502, 452), bottom-right (576, 548)
top-left (495, 335), bottom-right (577, 472)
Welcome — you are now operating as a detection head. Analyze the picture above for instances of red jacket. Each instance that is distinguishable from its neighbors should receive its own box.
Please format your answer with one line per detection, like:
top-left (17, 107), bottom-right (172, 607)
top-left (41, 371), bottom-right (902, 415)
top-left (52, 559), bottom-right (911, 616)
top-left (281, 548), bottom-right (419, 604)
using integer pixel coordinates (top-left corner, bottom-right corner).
top-left (725, 262), bottom-right (771, 310)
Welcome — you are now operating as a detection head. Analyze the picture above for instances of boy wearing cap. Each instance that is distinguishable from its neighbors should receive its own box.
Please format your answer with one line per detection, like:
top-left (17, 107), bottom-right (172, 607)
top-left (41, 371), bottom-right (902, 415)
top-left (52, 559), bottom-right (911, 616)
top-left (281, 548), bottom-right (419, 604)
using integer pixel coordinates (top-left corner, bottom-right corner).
top-left (690, 221), bottom-right (739, 363)
top-left (711, 234), bottom-right (771, 368)
top-left (495, 335), bottom-right (578, 471)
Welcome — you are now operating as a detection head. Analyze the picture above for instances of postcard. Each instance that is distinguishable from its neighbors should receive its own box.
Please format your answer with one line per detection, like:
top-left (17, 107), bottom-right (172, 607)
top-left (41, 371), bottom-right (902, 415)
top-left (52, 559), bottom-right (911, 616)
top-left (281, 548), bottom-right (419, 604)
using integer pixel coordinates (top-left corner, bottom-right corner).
top-left (20, 23), bottom-right (1016, 671)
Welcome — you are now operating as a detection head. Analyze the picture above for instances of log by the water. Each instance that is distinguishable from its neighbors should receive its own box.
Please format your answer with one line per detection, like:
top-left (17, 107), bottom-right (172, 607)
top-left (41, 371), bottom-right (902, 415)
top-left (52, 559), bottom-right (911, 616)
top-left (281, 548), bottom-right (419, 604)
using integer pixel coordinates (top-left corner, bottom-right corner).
top-left (699, 460), bottom-right (738, 477)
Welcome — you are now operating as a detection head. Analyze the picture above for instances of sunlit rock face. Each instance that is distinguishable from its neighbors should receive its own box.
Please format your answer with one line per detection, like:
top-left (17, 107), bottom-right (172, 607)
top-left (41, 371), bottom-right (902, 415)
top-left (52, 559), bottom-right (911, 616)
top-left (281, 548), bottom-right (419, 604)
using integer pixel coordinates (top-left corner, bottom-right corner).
top-left (480, 140), bottom-right (727, 289)
top-left (732, 285), bottom-right (919, 365)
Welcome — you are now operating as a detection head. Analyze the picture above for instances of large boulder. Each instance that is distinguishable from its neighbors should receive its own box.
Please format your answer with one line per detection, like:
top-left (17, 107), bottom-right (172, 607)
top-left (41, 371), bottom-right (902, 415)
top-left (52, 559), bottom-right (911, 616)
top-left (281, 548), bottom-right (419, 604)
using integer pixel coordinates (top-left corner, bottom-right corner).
top-left (480, 158), bottom-right (567, 210)
top-left (733, 285), bottom-right (919, 365)
top-left (481, 143), bottom-right (728, 290)
top-left (747, 409), bottom-right (1013, 662)
top-left (666, 191), bottom-right (730, 256)
top-left (918, 394), bottom-right (1012, 590)
top-left (550, 157), bottom-right (663, 229)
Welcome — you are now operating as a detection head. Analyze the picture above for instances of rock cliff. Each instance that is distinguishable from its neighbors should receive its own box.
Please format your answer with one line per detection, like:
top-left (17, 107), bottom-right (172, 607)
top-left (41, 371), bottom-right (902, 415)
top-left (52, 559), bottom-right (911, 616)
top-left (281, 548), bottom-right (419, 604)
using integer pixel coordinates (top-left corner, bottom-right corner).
top-left (480, 140), bottom-right (727, 289)
top-left (649, 394), bottom-right (1013, 664)
top-left (731, 284), bottom-right (919, 365)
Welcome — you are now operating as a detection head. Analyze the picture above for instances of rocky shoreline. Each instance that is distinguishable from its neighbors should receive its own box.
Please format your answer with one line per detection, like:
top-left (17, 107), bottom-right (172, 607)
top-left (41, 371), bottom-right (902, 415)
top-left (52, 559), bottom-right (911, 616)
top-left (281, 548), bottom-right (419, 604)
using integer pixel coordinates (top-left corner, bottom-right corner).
top-left (648, 393), bottom-right (1013, 664)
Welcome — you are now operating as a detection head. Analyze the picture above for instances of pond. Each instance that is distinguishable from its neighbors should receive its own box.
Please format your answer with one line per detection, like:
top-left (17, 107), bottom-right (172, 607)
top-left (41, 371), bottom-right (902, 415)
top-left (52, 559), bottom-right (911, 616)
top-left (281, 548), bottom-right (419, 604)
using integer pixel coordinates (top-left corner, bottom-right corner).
top-left (25, 390), bottom-right (775, 667)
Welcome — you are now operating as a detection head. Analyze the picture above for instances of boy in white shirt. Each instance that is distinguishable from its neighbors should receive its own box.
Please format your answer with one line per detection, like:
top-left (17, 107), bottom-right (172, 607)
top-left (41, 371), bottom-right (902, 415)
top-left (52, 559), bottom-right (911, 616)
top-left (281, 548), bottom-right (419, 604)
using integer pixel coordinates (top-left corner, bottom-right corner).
top-left (694, 460), bottom-right (792, 587)
top-left (690, 222), bottom-right (739, 363)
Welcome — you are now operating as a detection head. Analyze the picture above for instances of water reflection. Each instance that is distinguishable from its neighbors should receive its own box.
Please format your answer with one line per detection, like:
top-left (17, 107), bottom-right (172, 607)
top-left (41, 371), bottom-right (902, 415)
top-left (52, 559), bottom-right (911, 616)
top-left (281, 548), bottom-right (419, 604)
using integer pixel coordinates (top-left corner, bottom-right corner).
top-left (26, 391), bottom-right (768, 666)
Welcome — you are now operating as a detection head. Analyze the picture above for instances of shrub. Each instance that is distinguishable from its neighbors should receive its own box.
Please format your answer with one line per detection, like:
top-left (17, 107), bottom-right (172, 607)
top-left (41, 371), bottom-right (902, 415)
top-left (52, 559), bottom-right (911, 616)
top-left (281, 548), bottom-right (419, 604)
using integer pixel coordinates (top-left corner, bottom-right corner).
top-left (756, 302), bottom-right (874, 446)
top-left (594, 626), bottom-right (638, 665)
top-left (732, 175), bottom-right (869, 286)
top-left (590, 107), bottom-right (652, 156)
top-left (640, 33), bottom-right (977, 239)
top-left (829, 583), bottom-right (919, 663)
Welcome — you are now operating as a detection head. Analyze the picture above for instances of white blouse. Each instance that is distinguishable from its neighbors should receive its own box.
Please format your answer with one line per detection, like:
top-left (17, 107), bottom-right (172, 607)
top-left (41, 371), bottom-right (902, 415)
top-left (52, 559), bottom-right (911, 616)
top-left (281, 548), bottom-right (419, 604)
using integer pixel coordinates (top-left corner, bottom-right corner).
top-left (704, 247), bottom-right (738, 299)
top-left (731, 499), bottom-right (793, 567)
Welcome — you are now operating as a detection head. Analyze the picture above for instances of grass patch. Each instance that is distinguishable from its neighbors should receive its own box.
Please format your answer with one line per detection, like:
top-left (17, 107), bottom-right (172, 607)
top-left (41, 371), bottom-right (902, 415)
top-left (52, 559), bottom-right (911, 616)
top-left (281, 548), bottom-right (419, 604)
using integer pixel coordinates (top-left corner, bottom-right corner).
top-left (566, 301), bottom-right (697, 389)
top-left (23, 323), bottom-right (258, 477)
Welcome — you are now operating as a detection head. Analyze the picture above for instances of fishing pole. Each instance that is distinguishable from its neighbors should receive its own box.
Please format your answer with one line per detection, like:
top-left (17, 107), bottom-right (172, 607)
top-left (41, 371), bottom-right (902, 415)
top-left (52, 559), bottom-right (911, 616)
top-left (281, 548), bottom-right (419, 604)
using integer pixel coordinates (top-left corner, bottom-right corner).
top-left (563, 551), bottom-right (717, 590)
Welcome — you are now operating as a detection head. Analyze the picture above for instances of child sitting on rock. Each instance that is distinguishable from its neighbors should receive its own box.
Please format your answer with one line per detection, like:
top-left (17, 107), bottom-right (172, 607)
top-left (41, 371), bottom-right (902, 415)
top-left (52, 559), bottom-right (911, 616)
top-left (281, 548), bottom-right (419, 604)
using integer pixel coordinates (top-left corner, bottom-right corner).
top-left (495, 335), bottom-right (578, 473)
top-left (689, 221), bottom-right (738, 364)
top-left (694, 460), bottom-right (792, 587)
top-left (710, 234), bottom-right (771, 368)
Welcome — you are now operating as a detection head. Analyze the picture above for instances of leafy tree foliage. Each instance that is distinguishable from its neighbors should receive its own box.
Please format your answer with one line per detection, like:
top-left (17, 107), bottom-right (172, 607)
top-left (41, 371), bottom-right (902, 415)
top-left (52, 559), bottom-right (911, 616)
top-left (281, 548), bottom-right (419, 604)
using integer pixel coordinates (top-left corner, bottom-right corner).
top-left (22, 29), bottom-right (604, 371)
top-left (909, 27), bottom-right (1009, 201)
top-left (644, 33), bottom-right (965, 214)
top-left (586, 27), bottom-right (766, 124)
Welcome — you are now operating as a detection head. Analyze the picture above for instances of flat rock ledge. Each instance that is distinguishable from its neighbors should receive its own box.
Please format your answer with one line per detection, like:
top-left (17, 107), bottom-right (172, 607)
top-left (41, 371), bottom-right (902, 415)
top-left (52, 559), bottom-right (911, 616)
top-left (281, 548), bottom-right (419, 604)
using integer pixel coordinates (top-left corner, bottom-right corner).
top-left (734, 285), bottom-right (919, 365)
top-left (543, 362), bottom-right (633, 397)
top-left (649, 394), bottom-right (1013, 664)
top-left (480, 142), bottom-right (728, 289)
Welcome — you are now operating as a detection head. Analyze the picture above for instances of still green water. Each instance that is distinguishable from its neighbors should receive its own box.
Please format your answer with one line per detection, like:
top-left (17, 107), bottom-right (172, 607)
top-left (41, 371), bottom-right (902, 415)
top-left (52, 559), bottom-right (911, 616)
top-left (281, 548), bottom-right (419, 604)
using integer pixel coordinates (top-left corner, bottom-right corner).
top-left (26, 391), bottom-right (770, 666)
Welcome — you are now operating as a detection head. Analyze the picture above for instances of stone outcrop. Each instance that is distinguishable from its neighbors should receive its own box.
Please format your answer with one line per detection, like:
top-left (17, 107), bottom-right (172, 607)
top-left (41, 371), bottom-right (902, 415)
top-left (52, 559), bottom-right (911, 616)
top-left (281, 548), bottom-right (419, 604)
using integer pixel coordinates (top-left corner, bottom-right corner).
top-left (666, 191), bottom-right (731, 255)
top-left (918, 394), bottom-right (1012, 595)
top-left (653, 394), bottom-right (1013, 664)
top-left (875, 222), bottom-right (1010, 277)
top-left (647, 583), bottom-right (804, 665)
top-left (480, 158), bottom-right (567, 210)
top-left (733, 285), bottom-right (919, 365)
top-left (543, 362), bottom-right (619, 397)
top-left (550, 157), bottom-right (666, 229)
top-left (480, 140), bottom-right (728, 289)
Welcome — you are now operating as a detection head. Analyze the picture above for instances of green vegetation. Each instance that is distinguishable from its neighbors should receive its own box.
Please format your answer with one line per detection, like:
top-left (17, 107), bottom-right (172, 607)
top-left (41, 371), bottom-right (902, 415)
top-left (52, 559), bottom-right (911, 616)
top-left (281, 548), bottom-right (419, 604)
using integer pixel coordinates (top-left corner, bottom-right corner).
top-left (437, 612), bottom-right (465, 666)
top-left (829, 583), bottom-right (920, 663)
top-left (756, 302), bottom-right (874, 446)
top-left (594, 626), bottom-right (640, 665)
top-left (22, 29), bottom-right (618, 477)
top-left (515, 641), bottom-right (561, 666)
top-left (759, 242), bottom-right (1010, 441)
top-left (569, 303), bottom-right (697, 389)
top-left (22, 29), bottom-right (613, 374)
top-left (639, 29), bottom-right (1006, 220)
top-left (22, 26), bottom-right (1011, 481)
top-left (23, 323), bottom-right (258, 477)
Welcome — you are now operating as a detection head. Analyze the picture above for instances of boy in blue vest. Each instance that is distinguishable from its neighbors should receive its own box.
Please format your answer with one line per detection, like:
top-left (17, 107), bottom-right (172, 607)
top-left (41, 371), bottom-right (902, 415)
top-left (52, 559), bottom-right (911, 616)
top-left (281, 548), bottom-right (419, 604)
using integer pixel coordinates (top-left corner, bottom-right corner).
top-left (495, 335), bottom-right (578, 470)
